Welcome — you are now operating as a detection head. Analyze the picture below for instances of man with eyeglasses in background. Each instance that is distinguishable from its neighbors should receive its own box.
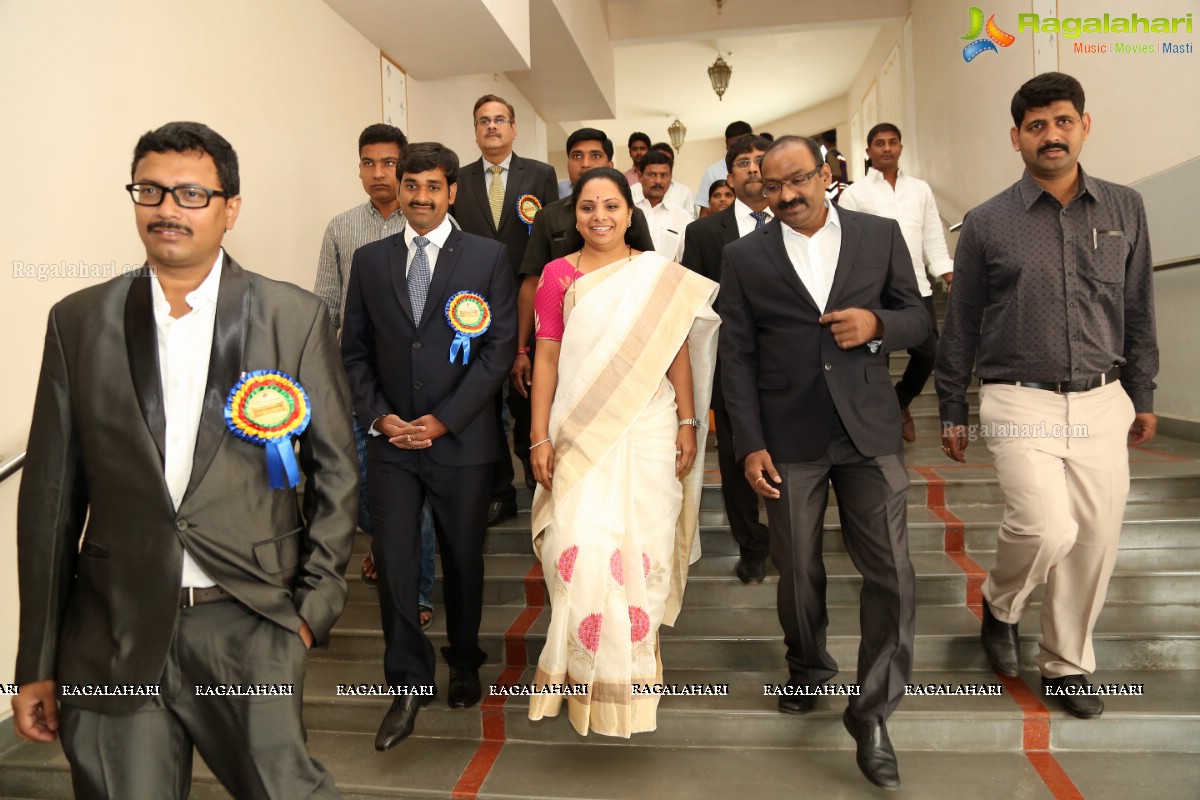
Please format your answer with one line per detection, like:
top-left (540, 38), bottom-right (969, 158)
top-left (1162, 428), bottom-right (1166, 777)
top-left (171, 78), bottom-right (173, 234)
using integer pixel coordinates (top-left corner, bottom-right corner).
top-left (451, 95), bottom-right (558, 521)
top-left (13, 121), bottom-right (357, 798)
top-left (681, 134), bottom-right (773, 584)
top-left (717, 135), bottom-right (928, 789)
top-left (509, 128), bottom-right (656, 407)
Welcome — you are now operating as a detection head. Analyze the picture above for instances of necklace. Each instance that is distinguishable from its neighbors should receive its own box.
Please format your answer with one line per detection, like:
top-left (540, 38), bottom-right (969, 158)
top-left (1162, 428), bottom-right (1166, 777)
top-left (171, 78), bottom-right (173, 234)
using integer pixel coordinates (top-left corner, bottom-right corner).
top-left (568, 245), bottom-right (633, 305)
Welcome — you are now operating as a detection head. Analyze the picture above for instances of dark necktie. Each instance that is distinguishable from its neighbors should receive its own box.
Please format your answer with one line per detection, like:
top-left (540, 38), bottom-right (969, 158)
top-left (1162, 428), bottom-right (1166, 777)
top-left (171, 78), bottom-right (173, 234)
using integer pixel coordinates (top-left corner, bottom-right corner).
top-left (408, 235), bottom-right (431, 324)
top-left (751, 210), bottom-right (769, 230)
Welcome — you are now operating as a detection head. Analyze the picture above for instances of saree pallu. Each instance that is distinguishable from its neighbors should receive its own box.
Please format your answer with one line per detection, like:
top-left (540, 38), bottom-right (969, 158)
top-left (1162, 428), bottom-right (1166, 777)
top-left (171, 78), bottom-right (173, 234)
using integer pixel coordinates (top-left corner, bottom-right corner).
top-left (529, 252), bottom-right (719, 737)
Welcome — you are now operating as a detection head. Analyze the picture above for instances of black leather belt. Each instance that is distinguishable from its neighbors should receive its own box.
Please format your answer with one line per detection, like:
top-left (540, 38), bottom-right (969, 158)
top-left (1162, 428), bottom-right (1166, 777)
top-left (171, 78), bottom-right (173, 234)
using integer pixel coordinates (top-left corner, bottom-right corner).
top-left (981, 366), bottom-right (1120, 394)
top-left (180, 585), bottom-right (233, 608)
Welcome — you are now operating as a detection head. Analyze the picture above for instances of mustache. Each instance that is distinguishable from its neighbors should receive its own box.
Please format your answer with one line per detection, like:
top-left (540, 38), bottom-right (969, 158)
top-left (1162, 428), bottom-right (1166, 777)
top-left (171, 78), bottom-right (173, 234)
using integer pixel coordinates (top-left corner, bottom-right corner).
top-left (776, 196), bottom-right (807, 211)
top-left (147, 221), bottom-right (192, 235)
top-left (1039, 143), bottom-right (1068, 155)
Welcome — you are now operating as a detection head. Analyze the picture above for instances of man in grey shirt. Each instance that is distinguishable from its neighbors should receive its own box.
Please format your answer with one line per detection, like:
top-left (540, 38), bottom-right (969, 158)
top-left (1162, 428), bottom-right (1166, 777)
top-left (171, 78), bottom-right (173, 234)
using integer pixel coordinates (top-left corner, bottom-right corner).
top-left (315, 124), bottom-right (437, 630)
top-left (936, 73), bottom-right (1158, 719)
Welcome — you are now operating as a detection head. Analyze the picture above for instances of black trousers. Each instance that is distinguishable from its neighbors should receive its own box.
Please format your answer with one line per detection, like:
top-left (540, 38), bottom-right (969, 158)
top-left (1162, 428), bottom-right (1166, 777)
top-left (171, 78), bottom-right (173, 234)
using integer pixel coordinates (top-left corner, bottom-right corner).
top-left (894, 295), bottom-right (938, 410)
top-left (490, 385), bottom-right (521, 503)
top-left (61, 601), bottom-right (338, 800)
top-left (369, 454), bottom-right (491, 688)
top-left (713, 405), bottom-right (770, 561)
top-left (765, 415), bottom-right (915, 724)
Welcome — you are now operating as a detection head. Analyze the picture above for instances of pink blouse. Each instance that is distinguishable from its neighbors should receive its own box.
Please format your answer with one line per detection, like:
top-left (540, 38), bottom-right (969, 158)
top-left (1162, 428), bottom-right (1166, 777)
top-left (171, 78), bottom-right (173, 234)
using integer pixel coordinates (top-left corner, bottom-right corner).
top-left (534, 258), bottom-right (579, 342)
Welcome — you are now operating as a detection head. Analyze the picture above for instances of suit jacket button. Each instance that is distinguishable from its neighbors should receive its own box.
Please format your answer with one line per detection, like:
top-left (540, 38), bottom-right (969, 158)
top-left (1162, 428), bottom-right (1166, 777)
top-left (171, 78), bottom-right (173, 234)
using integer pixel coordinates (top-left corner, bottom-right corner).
top-left (175, 520), bottom-right (188, 531)
top-left (414, 381), bottom-right (423, 390)
top-left (824, 363), bottom-right (833, 371)
top-left (412, 342), bottom-right (421, 350)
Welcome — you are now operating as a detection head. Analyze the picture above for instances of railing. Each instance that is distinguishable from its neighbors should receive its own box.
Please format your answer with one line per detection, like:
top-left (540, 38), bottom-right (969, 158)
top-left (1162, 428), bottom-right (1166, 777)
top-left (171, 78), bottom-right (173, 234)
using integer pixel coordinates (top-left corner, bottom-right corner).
top-left (0, 451), bottom-right (25, 484)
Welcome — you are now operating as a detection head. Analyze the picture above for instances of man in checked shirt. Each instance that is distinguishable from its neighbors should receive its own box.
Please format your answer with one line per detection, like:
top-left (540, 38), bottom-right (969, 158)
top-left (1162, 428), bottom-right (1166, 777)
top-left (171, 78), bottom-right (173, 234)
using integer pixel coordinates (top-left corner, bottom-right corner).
top-left (935, 72), bottom-right (1158, 720)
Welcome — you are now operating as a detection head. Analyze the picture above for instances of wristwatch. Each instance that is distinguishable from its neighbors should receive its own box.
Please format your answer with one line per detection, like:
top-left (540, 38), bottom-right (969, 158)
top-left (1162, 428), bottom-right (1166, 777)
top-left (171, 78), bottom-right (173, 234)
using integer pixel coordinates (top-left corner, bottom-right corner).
top-left (678, 418), bottom-right (702, 429)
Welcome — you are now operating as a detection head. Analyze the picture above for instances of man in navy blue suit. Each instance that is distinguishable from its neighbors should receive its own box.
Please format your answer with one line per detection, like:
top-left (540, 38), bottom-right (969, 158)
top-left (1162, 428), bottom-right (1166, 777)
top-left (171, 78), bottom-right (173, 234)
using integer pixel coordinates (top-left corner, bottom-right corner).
top-left (341, 142), bottom-right (517, 751)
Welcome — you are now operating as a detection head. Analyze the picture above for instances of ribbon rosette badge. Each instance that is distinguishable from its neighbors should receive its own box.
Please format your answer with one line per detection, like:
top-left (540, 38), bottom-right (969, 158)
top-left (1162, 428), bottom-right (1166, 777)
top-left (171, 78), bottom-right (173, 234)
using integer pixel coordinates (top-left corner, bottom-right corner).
top-left (225, 370), bottom-right (311, 489)
top-left (516, 194), bottom-right (542, 234)
top-left (445, 291), bottom-right (492, 365)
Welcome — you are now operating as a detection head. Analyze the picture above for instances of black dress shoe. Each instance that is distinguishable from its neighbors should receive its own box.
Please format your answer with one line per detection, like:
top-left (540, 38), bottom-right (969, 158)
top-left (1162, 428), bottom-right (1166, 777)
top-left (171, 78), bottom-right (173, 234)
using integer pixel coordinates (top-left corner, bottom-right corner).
top-left (777, 681), bottom-right (818, 715)
top-left (843, 709), bottom-right (901, 789)
top-left (521, 458), bottom-right (536, 491)
top-left (735, 555), bottom-right (767, 584)
top-left (448, 667), bottom-right (482, 708)
top-left (486, 498), bottom-right (518, 527)
top-left (981, 599), bottom-right (1020, 677)
top-left (374, 695), bottom-right (424, 751)
top-left (1042, 674), bottom-right (1104, 719)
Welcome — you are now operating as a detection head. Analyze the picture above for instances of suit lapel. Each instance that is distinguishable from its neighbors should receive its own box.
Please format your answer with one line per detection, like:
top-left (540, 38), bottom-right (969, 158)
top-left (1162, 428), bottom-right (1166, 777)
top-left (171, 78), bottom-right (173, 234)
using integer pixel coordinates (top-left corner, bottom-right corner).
top-left (761, 220), bottom-right (821, 313)
top-left (467, 160), bottom-right (492, 230)
top-left (825, 211), bottom-right (860, 312)
top-left (420, 229), bottom-right (464, 331)
top-left (498, 155), bottom-right (525, 231)
top-left (719, 207), bottom-right (739, 247)
top-left (183, 256), bottom-right (250, 501)
top-left (124, 268), bottom-right (166, 463)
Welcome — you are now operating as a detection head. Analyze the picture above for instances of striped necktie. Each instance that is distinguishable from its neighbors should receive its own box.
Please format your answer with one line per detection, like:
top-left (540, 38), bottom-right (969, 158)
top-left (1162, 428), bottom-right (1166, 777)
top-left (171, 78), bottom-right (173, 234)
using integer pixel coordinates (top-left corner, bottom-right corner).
top-left (488, 164), bottom-right (504, 228)
top-left (408, 236), bottom-right (431, 325)
top-left (751, 210), bottom-right (769, 230)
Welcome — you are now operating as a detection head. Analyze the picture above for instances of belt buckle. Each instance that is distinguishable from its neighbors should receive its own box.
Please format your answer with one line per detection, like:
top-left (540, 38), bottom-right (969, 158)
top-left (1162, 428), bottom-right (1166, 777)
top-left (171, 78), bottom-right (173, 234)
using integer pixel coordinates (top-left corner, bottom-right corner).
top-left (183, 587), bottom-right (195, 608)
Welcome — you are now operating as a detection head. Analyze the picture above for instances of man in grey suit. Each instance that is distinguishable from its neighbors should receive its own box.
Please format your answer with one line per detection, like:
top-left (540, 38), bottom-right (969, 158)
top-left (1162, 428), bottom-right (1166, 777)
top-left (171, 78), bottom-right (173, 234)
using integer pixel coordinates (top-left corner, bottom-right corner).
top-left (718, 136), bottom-right (929, 789)
top-left (12, 122), bottom-right (357, 799)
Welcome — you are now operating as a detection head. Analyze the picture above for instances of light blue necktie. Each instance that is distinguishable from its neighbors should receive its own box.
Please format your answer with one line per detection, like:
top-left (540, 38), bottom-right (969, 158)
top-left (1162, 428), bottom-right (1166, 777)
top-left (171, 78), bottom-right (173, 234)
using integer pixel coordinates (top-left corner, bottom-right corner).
top-left (408, 235), bottom-right (431, 324)
top-left (751, 210), bottom-right (768, 230)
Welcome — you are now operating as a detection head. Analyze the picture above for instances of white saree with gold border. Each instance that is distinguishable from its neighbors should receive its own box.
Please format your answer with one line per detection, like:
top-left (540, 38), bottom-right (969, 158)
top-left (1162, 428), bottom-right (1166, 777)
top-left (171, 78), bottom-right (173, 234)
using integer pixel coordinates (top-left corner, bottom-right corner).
top-left (529, 251), bottom-right (719, 737)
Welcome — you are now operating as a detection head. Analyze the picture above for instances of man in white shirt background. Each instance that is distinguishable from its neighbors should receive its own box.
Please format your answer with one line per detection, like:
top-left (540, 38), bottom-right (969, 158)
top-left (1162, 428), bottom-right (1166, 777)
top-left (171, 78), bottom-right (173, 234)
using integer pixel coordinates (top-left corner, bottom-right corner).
top-left (696, 120), bottom-right (753, 217)
top-left (634, 150), bottom-right (693, 261)
top-left (632, 141), bottom-right (695, 217)
top-left (838, 122), bottom-right (953, 442)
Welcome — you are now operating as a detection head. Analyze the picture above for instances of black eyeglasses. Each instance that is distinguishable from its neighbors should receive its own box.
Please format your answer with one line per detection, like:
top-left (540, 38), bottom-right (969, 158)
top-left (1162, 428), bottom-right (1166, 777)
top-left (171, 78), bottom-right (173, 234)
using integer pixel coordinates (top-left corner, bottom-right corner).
top-left (761, 167), bottom-right (823, 198)
top-left (126, 183), bottom-right (232, 209)
top-left (474, 116), bottom-right (511, 128)
top-left (732, 156), bottom-right (763, 170)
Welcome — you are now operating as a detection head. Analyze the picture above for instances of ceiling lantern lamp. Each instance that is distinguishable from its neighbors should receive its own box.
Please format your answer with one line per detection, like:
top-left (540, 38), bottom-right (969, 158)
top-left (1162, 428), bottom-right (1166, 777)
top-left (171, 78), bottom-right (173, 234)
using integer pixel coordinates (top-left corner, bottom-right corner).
top-left (708, 54), bottom-right (732, 101)
top-left (668, 118), bottom-right (687, 152)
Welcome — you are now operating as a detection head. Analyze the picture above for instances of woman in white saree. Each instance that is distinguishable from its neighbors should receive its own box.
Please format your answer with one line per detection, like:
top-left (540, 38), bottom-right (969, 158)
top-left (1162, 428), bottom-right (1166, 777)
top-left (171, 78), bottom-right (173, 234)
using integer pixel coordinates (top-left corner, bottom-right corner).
top-left (527, 169), bottom-right (719, 737)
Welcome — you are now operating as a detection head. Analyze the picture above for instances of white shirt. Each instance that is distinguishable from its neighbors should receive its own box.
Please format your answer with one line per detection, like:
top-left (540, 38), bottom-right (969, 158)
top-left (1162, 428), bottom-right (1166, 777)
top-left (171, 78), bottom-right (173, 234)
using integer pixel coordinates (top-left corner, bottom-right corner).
top-left (780, 201), bottom-right (842, 312)
top-left (483, 152), bottom-right (512, 194)
top-left (152, 252), bottom-right (223, 589)
top-left (695, 158), bottom-right (729, 209)
top-left (631, 181), bottom-right (695, 219)
top-left (403, 215), bottom-right (453, 278)
top-left (837, 167), bottom-right (953, 296)
top-left (635, 197), bottom-right (692, 262)
top-left (732, 198), bottom-right (774, 238)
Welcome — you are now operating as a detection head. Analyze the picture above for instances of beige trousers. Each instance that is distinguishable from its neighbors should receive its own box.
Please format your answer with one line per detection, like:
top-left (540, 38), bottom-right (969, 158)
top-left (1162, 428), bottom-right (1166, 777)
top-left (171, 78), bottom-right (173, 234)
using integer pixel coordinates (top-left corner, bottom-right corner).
top-left (979, 381), bottom-right (1136, 678)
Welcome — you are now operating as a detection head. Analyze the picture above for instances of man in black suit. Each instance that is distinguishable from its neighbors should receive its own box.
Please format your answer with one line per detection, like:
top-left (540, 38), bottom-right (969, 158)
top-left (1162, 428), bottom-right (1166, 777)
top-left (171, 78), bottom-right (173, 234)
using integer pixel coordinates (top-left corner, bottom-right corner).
top-left (511, 128), bottom-right (657, 402)
top-left (681, 133), bottom-right (773, 583)
top-left (14, 122), bottom-right (356, 799)
top-left (719, 136), bottom-right (928, 789)
top-left (451, 94), bottom-right (558, 513)
top-left (341, 143), bottom-right (517, 751)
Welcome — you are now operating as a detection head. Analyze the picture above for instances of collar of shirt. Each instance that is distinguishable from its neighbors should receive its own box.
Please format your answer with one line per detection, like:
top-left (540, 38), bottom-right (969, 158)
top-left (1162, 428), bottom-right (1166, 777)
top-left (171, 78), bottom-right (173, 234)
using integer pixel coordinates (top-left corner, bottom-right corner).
top-left (733, 198), bottom-right (773, 222)
top-left (780, 199), bottom-right (840, 242)
top-left (864, 166), bottom-right (905, 186)
top-left (151, 249), bottom-right (223, 321)
top-left (404, 216), bottom-right (453, 251)
top-left (484, 152), bottom-right (513, 181)
top-left (1019, 165), bottom-right (1101, 210)
top-left (366, 201), bottom-right (404, 222)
